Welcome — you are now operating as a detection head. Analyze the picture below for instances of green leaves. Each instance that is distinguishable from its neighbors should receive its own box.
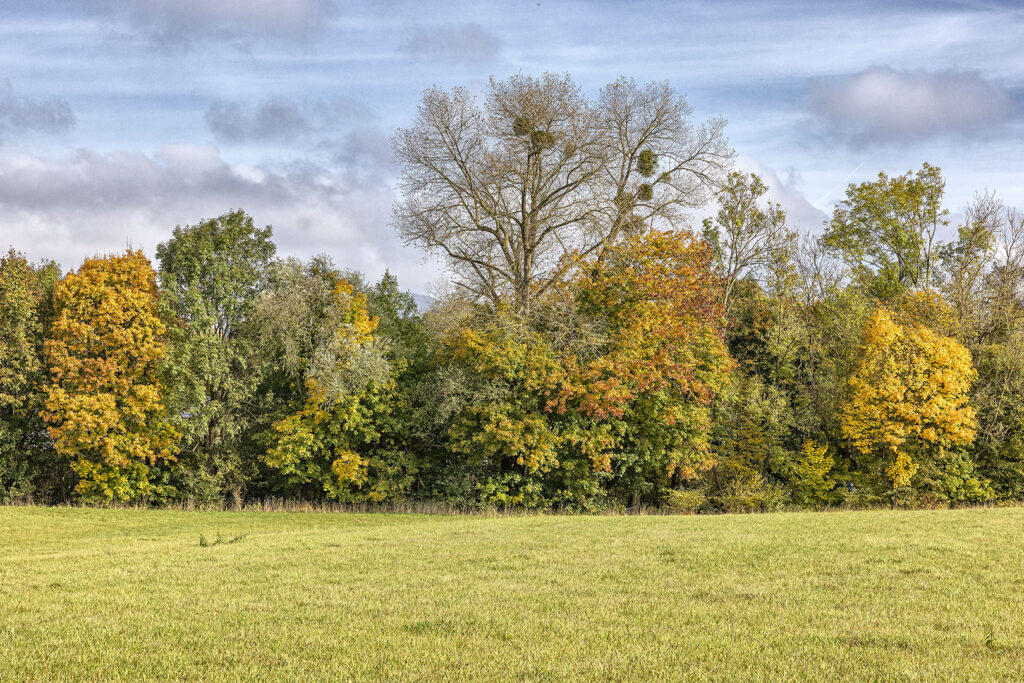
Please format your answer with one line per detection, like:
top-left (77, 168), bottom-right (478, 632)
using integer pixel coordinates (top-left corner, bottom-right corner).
top-left (0, 251), bottom-right (60, 502)
top-left (156, 210), bottom-right (276, 499)
top-left (823, 163), bottom-right (948, 294)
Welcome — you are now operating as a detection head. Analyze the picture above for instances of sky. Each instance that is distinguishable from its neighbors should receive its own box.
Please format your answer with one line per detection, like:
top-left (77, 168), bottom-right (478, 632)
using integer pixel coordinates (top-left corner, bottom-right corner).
top-left (1, 0), bottom-right (1022, 293)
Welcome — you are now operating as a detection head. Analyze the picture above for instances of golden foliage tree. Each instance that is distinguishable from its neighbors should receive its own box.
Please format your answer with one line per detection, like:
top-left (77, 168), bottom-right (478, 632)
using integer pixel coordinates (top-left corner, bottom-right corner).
top-left (555, 229), bottom-right (733, 480)
top-left (42, 251), bottom-right (177, 503)
top-left (840, 302), bottom-right (977, 493)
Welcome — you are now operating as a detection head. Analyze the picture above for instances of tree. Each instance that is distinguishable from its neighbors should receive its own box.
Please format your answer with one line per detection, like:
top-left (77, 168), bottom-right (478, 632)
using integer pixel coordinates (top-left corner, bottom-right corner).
top-left (0, 250), bottom-right (62, 501)
top-left (839, 297), bottom-right (979, 499)
top-left (823, 163), bottom-right (947, 295)
top-left (257, 261), bottom-right (406, 501)
top-left (971, 332), bottom-right (1024, 499)
top-left (979, 204), bottom-right (1024, 343)
top-left (952, 201), bottom-right (1024, 499)
top-left (939, 192), bottom-right (1002, 341)
top-left (707, 372), bottom-right (796, 510)
top-left (569, 229), bottom-right (732, 506)
top-left (443, 229), bottom-right (732, 509)
top-left (156, 210), bottom-right (276, 501)
top-left (42, 251), bottom-right (177, 503)
top-left (393, 73), bottom-right (733, 314)
top-left (702, 171), bottom-right (795, 316)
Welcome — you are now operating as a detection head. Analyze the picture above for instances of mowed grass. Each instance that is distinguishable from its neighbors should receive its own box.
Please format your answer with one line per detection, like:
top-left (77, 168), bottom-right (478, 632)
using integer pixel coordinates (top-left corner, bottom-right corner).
top-left (2, 508), bottom-right (1024, 681)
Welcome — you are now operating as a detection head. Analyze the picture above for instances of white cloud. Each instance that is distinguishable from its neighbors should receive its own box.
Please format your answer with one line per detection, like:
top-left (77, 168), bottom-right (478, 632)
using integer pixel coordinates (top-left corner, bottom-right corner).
top-left (806, 66), bottom-right (1013, 148)
top-left (735, 155), bottom-right (828, 233)
top-left (0, 145), bottom-right (441, 291)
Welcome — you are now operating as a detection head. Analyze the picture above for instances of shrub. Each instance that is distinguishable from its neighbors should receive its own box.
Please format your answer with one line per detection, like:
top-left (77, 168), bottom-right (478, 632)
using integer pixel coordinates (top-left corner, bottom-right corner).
top-left (715, 475), bottom-right (789, 513)
top-left (662, 488), bottom-right (706, 514)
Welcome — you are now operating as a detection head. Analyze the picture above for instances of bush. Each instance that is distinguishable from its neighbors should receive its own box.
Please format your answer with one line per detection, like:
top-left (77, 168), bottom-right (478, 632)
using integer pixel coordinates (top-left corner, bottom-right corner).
top-left (662, 488), bottom-right (706, 514)
top-left (715, 475), bottom-right (789, 513)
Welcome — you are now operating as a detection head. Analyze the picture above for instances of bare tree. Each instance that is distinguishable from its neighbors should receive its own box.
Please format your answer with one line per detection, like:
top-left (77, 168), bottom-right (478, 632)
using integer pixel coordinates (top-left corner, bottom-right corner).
top-left (984, 203), bottom-right (1024, 340)
top-left (393, 73), bottom-right (733, 314)
top-left (702, 171), bottom-right (796, 315)
top-left (940, 192), bottom-right (1001, 336)
top-left (795, 235), bottom-right (844, 307)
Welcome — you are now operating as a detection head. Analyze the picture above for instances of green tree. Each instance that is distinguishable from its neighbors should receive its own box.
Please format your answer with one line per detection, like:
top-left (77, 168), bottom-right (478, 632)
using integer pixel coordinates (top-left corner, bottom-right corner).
top-left (939, 193), bottom-right (1001, 342)
top-left (254, 259), bottom-right (409, 501)
top-left (441, 229), bottom-right (732, 510)
top-left (702, 171), bottom-right (795, 316)
top-left (823, 163), bottom-right (947, 297)
top-left (156, 210), bottom-right (276, 503)
top-left (0, 250), bottom-right (63, 501)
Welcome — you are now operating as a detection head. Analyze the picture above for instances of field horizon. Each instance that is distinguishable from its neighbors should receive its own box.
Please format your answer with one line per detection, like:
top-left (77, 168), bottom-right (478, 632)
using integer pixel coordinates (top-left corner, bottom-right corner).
top-left (3, 506), bottom-right (1024, 680)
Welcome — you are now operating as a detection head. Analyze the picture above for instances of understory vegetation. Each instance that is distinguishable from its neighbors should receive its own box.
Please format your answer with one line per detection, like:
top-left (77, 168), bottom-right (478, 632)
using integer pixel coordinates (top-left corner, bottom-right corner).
top-left (3, 73), bottom-right (1024, 512)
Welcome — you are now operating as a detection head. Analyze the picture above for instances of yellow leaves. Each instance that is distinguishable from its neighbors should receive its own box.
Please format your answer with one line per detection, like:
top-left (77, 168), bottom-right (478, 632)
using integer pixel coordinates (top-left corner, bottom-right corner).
top-left (265, 413), bottom-right (315, 471)
top-left (791, 440), bottom-right (836, 507)
top-left (331, 450), bottom-right (368, 487)
top-left (564, 423), bottom-right (617, 473)
top-left (262, 283), bottom-right (397, 501)
top-left (895, 289), bottom-right (957, 336)
top-left (886, 454), bottom-right (919, 489)
top-left (333, 280), bottom-right (378, 346)
top-left (71, 459), bottom-right (151, 503)
top-left (455, 404), bottom-right (560, 474)
top-left (444, 229), bottom-right (733, 497)
top-left (840, 306), bottom-right (977, 490)
top-left (42, 250), bottom-right (177, 503)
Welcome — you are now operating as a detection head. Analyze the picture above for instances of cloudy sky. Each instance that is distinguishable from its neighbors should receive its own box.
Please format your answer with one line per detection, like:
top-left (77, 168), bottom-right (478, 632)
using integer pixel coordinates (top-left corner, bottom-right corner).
top-left (1, 0), bottom-right (1022, 292)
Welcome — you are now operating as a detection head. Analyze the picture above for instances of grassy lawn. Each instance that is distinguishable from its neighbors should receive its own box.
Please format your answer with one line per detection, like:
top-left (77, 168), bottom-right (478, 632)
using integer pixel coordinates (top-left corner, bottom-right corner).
top-left (2, 507), bottom-right (1024, 680)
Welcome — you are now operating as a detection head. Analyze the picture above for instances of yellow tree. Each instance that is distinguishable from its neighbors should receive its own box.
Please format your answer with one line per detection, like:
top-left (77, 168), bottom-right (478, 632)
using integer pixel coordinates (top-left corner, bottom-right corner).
top-left (840, 301), bottom-right (977, 494)
top-left (42, 251), bottom-right (177, 503)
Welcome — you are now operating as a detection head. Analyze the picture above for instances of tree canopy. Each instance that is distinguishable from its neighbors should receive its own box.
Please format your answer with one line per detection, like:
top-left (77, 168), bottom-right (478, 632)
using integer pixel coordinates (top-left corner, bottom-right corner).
top-left (5, 75), bottom-right (1024, 513)
top-left (393, 73), bottom-right (733, 313)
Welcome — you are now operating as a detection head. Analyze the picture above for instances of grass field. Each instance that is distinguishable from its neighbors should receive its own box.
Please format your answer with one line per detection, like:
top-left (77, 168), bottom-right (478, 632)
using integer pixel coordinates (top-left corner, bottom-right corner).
top-left (2, 507), bottom-right (1024, 681)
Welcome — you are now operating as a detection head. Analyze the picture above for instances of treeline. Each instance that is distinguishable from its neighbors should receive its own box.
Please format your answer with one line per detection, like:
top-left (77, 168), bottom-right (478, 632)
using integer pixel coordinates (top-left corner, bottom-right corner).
top-left (3, 73), bottom-right (1024, 512)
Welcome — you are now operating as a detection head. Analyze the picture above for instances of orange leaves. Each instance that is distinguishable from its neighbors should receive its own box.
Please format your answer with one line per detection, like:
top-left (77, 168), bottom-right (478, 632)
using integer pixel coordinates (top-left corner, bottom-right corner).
top-left (446, 229), bottom-right (733, 487)
top-left (41, 250), bottom-right (177, 502)
top-left (563, 230), bottom-right (731, 423)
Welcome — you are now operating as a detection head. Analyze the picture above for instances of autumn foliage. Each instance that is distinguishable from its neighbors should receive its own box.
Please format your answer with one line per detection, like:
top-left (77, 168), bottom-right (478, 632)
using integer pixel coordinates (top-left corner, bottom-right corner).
top-left (42, 251), bottom-right (177, 503)
top-left (445, 230), bottom-right (731, 507)
top-left (6, 156), bottom-right (1024, 511)
top-left (840, 297), bottom-right (978, 493)
top-left (262, 279), bottom-right (403, 502)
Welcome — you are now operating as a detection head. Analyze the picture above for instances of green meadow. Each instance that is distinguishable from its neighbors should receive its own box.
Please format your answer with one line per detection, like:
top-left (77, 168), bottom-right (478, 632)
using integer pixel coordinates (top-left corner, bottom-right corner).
top-left (2, 506), bottom-right (1024, 681)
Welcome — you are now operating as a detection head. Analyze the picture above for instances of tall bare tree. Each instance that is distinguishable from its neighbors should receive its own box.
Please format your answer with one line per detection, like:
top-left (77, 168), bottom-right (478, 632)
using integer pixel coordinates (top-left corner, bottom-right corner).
top-left (393, 73), bottom-right (733, 314)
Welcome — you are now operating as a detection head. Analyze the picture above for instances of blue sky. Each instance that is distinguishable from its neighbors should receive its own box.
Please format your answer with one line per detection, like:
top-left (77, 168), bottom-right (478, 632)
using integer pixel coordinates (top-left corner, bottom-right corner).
top-left (1, 0), bottom-right (1022, 292)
